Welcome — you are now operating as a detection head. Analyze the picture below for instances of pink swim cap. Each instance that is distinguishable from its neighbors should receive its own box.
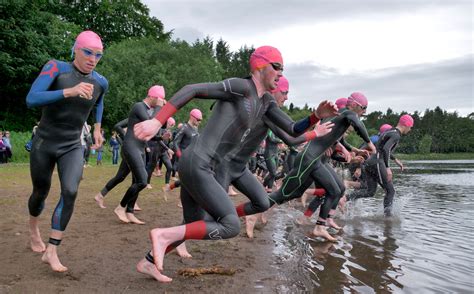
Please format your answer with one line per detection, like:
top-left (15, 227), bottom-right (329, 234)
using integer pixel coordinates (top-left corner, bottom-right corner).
top-left (190, 109), bottom-right (202, 120)
top-left (335, 97), bottom-right (348, 110)
top-left (167, 117), bottom-right (176, 127)
top-left (148, 85), bottom-right (165, 99)
top-left (399, 114), bottom-right (414, 127)
top-left (74, 30), bottom-right (103, 50)
top-left (348, 92), bottom-right (368, 107)
top-left (249, 46), bottom-right (283, 72)
top-left (270, 76), bottom-right (289, 94)
top-left (379, 124), bottom-right (393, 133)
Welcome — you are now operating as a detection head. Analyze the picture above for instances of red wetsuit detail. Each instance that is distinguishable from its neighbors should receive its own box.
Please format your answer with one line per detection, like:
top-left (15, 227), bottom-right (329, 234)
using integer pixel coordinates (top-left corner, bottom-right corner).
top-left (313, 188), bottom-right (326, 197)
top-left (155, 103), bottom-right (177, 125)
top-left (236, 203), bottom-right (246, 217)
top-left (184, 220), bottom-right (207, 240)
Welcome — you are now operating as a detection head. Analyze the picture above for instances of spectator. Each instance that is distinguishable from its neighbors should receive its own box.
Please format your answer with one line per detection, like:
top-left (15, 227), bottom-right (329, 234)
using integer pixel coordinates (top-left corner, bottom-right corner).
top-left (109, 131), bottom-right (120, 165)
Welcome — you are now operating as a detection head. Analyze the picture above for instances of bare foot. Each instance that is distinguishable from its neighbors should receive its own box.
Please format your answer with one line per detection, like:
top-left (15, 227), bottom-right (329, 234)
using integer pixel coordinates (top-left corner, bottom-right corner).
top-left (29, 218), bottom-right (46, 253)
top-left (327, 218), bottom-right (342, 230)
top-left (162, 185), bottom-right (169, 202)
top-left (114, 206), bottom-right (130, 223)
top-left (41, 245), bottom-right (68, 272)
top-left (312, 225), bottom-right (338, 242)
top-left (149, 229), bottom-right (173, 271)
top-left (245, 215), bottom-right (257, 238)
top-left (260, 212), bottom-right (268, 224)
top-left (94, 193), bottom-right (106, 209)
top-left (127, 213), bottom-right (145, 225)
top-left (338, 196), bottom-right (347, 213)
top-left (176, 243), bottom-right (192, 258)
top-left (177, 202), bottom-right (182, 208)
top-left (146, 184), bottom-right (153, 189)
top-left (134, 203), bottom-right (142, 211)
top-left (228, 187), bottom-right (238, 196)
top-left (296, 215), bottom-right (311, 225)
top-left (136, 258), bottom-right (172, 282)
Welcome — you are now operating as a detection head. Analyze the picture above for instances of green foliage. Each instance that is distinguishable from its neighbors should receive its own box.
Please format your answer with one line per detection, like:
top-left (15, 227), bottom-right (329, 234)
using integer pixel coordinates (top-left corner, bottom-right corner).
top-left (418, 134), bottom-right (432, 154)
top-left (44, 0), bottom-right (171, 45)
top-left (6, 131), bottom-right (32, 163)
top-left (94, 38), bottom-right (223, 129)
top-left (0, 2), bottom-right (81, 131)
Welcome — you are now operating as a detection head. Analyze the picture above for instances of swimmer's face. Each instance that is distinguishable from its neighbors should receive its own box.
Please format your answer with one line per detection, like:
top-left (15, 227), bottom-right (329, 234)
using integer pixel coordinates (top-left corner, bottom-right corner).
top-left (262, 63), bottom-right (283, 92)
top-left (273, 91), bottom-right (288, 107)
top-left (74, 47), bottom-right (103, 73)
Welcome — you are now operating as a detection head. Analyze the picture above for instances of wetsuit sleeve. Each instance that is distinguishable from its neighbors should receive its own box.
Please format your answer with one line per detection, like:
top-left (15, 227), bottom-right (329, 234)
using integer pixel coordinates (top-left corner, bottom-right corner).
top-left (26, 60), bottom-right (65, 108)
top-left (265, 118), bottom-right (315, 146)
top-left (114, 118), bottom-right (128, 139)
top-left (266, 130), bottom-right (281, 144)
top-left (347, 112), bottom-right (371, 143)
top-left (264, 101), bottom-right (319, 136)
top-left (92, 73), bottom-right (108, 123)
top-left (154, 78), bottom-right (250, 124)
top-left (381, 133), bottom-right (400, 167)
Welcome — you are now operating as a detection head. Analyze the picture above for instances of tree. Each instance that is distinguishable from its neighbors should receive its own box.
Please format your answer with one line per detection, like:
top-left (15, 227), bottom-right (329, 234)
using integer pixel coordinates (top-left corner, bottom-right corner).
top-left (418, 134), bottom-right (432, 154)
top-left (0, 2), bottom-right (81, 130)
top-left (44, 0), bottom-right (171, 46)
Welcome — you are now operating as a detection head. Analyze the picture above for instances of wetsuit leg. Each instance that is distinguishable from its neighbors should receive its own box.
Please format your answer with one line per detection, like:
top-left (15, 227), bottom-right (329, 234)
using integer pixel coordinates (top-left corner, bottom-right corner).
top-left (100, 158), bottom-right (130, 197)
top-left (160, 154), bottom-right (173, 184)
top-left (232, 168), bottom-right (270, 216)
top-left (347, 164), bottom-right (378, 201)
top-left (178, 155), bottom-right (241, 240)
top-left (326, 164), bottom-right (346, 211)
top-left (311, 164), bottom-right (342, 220)
top-left (51, 145), bottom-right (84, 231)
top-left (146, 144), bottom-right (160, 184)
top-left (120, 148), bottom-right (147, 213)
top-left (374, 161), bottom-right (396, 212)
top-left (28, 138), bottom-right (55, 217)
top-left (263, 156), bottom-right (277, 189)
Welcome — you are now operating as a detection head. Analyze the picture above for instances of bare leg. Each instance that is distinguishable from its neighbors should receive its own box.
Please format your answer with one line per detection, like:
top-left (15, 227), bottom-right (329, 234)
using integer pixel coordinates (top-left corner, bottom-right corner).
top-left (29, 216), bottom-right (46, 253)
top-left (134, 203), bottom-right (142, 211)
top-left (41, 230), bottom-right (67, 272)
top-left (338, 195), bottom-right (347, 213)
top-left (149, 225), bottom-right (186, 271)
top-left (162, 184), bottom-right (169, 202)
top-left (94, 193), bottom-right (106, 209)
top-left (146, 184), bottom-right (153, 189)
top-left (228, 186), bottom-right (238, 196)
top-left (175, 242), bottom-right (192, 258)
top-left (245, 215), bottom-right (258, 238)
top-left (114, 205), bottom-right (130, 223)
top-left (126, 213), bottom-right (145, 225)
top-left (136, 258), bottom-right (172, 283)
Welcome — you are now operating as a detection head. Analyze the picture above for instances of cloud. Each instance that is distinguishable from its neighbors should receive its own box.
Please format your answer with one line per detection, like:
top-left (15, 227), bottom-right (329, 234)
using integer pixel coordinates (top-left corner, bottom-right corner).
top-left (170, 27), bottom-right (205, 43)
top-left (285, 55), bottom-right (474, 116)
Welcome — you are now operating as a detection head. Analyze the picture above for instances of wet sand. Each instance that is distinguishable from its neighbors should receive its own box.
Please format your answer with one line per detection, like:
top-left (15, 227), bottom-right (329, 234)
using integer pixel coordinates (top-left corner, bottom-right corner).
top-left (0, 164), bottom-right (284, 293)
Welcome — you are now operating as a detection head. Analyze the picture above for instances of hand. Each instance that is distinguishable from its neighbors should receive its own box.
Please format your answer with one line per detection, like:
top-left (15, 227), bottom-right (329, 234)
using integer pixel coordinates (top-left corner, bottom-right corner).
top-left (167, 149), bottom-right (174, 158)
top-left (395, 159), bottom-right (404, 172)
top-left (341, 148), bottom-right (352, 162)
top-left (315, 100), bottom-right (339, 119)
top-left (134, 118), bottom-right (162, 141)
top-left (325, 148), bottom-right (332, 157)
top-left (354, 168), bottom-right (361, 179)
top-left (351, 155), bottom-right (365, 164)
top-left (65, 82), bottom-right (94, 99)
top-left (315, 121), bottom-right (334, 137)
top-left (91, 127), bottom-right (103, 149)
top-left (387, 168), bottom-right (393, 182)
top-left (367, 142), bottom-right (376, 155)
top-left (146, 147), bottom-right (151, 153)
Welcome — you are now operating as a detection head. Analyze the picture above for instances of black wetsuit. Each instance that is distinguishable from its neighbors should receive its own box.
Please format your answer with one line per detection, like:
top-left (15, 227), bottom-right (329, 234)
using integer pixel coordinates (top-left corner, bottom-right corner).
top-left (347, 128), bottom-right (402, 213)
top-left (262, 130), bottom-right (282, 190)
top-left (152, 77), bottom-right (317, 241)
top-left (26, 60), bottom-right (108, 233)
top-left (242, 108), bottom-right (370, 221)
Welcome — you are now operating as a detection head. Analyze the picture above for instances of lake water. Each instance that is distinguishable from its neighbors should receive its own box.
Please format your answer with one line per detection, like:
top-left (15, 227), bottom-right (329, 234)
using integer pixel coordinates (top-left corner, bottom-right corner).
top-left (266, 160), bottom-right (474, 293)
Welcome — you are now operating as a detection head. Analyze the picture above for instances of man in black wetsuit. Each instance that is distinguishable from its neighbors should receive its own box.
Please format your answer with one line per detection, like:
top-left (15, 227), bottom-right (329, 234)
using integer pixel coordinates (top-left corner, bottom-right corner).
top-left (238, 92), bottom-right (376, 241)
top-left (346, 114), bottom-right (414, 215)
top-left (26, 31), bottom-right (108, 272)
top-left (109, 86), bottom-right (166, 225)
top-left (133, 46), bottom-right (337, 282)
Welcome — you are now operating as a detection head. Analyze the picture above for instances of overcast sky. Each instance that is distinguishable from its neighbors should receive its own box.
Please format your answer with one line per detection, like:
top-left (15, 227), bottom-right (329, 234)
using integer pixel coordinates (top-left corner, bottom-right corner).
top-left (143, 0), bottom-right (473, 116)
